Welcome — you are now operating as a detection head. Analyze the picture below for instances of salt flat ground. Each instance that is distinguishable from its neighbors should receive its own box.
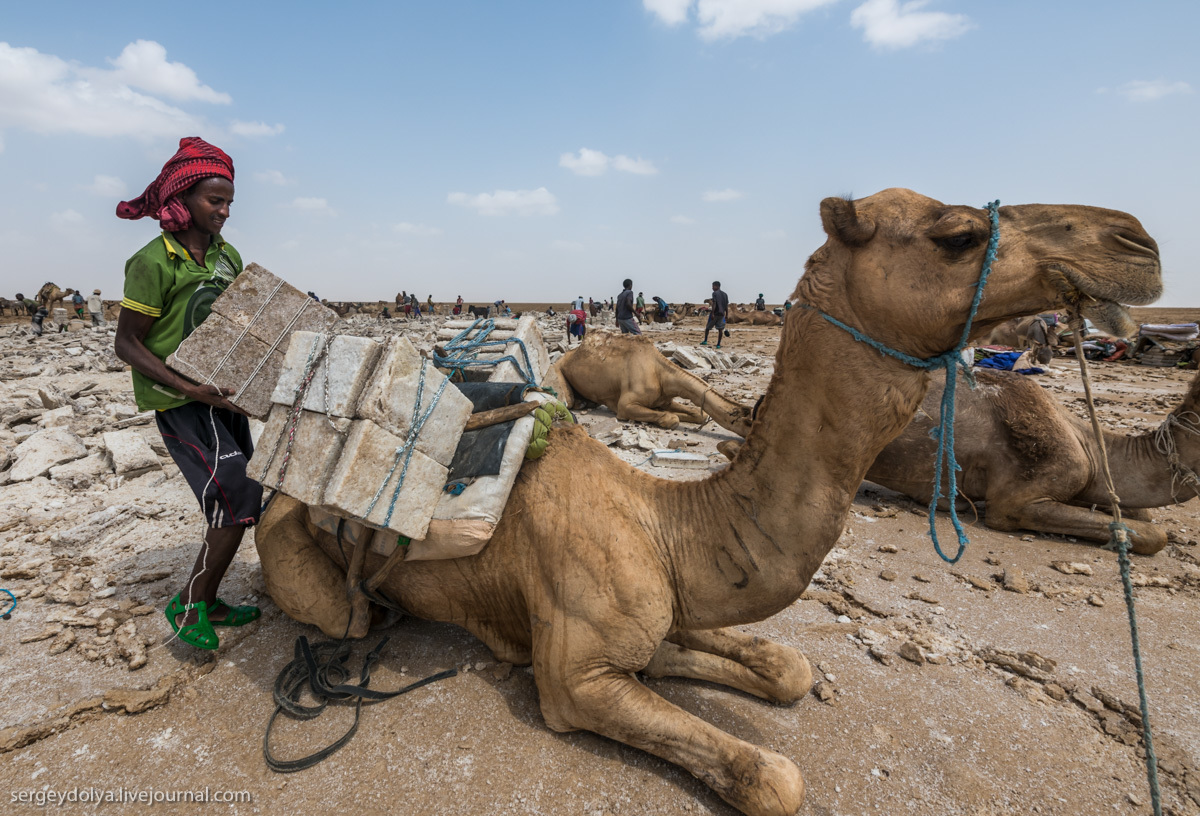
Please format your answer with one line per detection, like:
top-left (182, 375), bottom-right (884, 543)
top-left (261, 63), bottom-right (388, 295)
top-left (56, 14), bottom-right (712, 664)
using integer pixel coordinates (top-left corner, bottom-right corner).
top-left (1, 310), bottom-right (1198, 816)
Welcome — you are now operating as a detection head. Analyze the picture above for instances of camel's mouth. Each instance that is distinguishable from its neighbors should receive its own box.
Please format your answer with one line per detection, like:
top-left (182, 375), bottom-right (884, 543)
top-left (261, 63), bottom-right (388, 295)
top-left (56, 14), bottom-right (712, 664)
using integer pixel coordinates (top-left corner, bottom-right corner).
top-left (1050, 261), bottom-right (1162, 339)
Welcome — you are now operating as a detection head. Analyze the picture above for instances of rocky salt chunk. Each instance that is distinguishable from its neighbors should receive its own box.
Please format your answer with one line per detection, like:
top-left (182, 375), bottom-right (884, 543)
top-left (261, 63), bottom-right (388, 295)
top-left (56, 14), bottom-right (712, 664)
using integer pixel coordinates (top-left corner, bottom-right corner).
top-left (8, 428), bottom-right (88, 481)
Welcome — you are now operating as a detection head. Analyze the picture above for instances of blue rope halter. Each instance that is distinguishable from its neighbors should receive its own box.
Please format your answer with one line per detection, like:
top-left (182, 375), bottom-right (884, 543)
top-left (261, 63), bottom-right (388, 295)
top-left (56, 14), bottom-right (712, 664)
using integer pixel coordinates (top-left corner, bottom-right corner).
top-left (803, 200), bottom-right (1001, 563)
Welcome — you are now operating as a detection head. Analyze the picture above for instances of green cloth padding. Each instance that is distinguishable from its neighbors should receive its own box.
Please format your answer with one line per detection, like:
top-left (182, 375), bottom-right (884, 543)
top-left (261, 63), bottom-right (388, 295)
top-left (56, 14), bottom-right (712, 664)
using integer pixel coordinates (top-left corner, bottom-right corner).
top-left (525, 401), bottom-right (573, 460)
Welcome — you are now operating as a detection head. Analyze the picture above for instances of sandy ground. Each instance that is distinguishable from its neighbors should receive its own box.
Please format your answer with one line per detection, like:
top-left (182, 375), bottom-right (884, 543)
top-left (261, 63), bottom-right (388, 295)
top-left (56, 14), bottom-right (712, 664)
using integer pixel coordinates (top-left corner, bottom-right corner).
top-left (1, 310), bottom-right (1199, 816)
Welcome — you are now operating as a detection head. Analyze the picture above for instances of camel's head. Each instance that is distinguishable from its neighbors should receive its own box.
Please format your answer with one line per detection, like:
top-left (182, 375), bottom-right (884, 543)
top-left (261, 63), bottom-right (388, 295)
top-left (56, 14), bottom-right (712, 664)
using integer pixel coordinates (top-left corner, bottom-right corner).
top-left (802, 188), bottom-right (1162, 356)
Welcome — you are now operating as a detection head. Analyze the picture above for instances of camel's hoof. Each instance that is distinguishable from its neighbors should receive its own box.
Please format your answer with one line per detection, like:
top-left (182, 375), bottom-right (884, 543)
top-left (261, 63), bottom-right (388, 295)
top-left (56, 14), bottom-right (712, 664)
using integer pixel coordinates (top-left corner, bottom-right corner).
top-left (721, 749), bottom-right (805, 816)
top-left (656, 414), bottom-right (681, 430)
top-left (1130, 531), bottom-right (1168, 556)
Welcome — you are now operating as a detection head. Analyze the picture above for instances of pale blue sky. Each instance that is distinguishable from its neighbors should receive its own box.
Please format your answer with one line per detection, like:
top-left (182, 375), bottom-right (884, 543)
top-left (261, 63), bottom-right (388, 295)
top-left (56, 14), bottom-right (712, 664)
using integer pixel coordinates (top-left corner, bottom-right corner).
top-left (1, 1), bottom-right (1196, 305)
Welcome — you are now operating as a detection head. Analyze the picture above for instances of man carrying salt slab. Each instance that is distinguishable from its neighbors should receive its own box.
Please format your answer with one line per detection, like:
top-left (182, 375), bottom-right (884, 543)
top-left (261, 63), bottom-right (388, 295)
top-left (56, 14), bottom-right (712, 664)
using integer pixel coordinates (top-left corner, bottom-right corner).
top-left (114, 137), bottom-right (262, 652)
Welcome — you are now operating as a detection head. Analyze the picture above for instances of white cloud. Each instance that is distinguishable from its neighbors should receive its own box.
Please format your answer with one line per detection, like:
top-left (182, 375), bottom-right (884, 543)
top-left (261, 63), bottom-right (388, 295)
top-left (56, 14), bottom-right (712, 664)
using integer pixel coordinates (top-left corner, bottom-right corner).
top-left (254, 169), bottom-right (292, 186)
top-left (231, 120), bottom-right (285, 137)
top-left (289, 197), bottom-right (336, 215)
top-left (447, 188), bottom-right (559, 216)
top-left (86, 175), bottom-right (126, 197)
top-left (561, 148), bottom-right (659, 176)
top-left (644, 0), bottom-right (693, 25)
top-left (646, 0), bottom-right (839, 41)
top-left (850, 0), bottom-right (973, 50)
top-left (103, 40), bottom-right (230, 103)
top-left (551, 239), bottom-right (585, 251)
top-left (612, 155), bottom-right (659, 175)
top-left (560, 148), bottom-right (610, 176)
top-left (1111, 80), bottom-right (1193, 102)
top-left (702, 188), bottom-right (744, 202)
top-left (393, 222), bottom-right (442, 236)
top-left (0, 41), bottom-right (210, 139)
top-left (670, 214), bottom-right (695, 224)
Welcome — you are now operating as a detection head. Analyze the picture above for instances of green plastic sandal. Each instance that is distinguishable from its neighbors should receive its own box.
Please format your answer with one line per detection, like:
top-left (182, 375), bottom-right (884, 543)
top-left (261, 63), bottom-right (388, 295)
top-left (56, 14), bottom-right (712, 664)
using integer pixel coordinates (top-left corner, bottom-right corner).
top-left (164, 594), bottom-right (219, 650)
top-left (211, 598), bottom-right (261, 627)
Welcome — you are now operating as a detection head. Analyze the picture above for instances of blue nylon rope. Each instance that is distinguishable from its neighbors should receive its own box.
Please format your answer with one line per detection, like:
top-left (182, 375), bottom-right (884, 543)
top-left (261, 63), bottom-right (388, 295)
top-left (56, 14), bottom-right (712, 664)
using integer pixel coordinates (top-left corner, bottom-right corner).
top-left (1104, 522), bottom-right (1163, 815)
top-left (433, 317), bottom-right (538, 385)
top-left (804, 200), bottom-right (1001, 564)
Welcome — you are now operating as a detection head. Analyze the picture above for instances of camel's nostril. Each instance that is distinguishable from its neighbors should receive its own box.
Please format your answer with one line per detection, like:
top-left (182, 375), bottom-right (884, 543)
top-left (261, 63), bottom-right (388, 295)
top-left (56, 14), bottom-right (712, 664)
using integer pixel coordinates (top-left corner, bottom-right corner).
top-left (1112, 230), bottom-right (1159, 258)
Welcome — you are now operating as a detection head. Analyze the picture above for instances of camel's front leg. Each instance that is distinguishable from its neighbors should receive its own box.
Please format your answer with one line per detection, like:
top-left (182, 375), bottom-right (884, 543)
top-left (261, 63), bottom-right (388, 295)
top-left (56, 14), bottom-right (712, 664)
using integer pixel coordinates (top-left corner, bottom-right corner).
top-left (615, 394), bottom-right (681, 429)
top-left (644, 628), bottom-right (812, 704)
top-left (537, 665), bottom-right (805, 816)
top-left (532, 626), bottom-right (804, 816)
top-left (664, 398), bottom-right (706, 425)
top-left (989, 497), bottom-right (1167, 555)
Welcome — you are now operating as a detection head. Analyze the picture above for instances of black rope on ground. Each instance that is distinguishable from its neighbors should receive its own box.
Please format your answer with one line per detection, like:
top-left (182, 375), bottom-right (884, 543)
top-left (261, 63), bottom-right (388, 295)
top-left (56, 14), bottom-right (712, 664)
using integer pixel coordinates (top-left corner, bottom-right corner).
top-left (264, 635), bottom-right (456, 773)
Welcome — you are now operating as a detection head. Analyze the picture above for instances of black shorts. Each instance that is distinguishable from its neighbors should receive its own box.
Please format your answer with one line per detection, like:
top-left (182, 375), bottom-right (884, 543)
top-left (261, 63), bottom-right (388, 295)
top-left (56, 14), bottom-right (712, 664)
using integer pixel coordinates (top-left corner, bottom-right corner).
top-left (156, 402), bottom-right (263, 528)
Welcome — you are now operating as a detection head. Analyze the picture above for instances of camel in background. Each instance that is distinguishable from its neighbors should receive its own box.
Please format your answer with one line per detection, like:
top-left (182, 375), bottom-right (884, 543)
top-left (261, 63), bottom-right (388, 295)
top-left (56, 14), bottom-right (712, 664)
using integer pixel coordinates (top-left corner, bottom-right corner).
top-left (544, 332), bottom-right (753, 435)
top-left (36, 283), bottom-right (76, 313)
top-left (864, 367), bottom-right (1199, 554)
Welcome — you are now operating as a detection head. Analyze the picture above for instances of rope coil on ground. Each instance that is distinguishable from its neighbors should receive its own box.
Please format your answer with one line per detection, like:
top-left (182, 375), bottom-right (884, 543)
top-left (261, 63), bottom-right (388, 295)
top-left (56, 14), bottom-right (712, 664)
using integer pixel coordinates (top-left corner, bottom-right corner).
top-left (264, 635), bottom-right (456, 773)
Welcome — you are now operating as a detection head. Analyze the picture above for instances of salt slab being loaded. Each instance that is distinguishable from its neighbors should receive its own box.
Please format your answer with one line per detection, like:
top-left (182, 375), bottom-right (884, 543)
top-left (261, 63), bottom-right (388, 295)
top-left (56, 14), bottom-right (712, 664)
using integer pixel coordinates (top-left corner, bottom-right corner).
top-left (272, 332), bottom-right (384, 418)
top-left (165, 263), bottom-right (336, 418)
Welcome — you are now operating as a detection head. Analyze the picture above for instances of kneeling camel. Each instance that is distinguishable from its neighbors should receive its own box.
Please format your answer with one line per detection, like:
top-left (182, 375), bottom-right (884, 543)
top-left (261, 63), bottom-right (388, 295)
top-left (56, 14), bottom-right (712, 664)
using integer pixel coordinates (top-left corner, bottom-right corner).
top-left (865, 367), bottom-right (1200, 554)
top-left (256, 189), bottom-right (1161, 816)
top-left (545, 332), bottom-right (753, 435)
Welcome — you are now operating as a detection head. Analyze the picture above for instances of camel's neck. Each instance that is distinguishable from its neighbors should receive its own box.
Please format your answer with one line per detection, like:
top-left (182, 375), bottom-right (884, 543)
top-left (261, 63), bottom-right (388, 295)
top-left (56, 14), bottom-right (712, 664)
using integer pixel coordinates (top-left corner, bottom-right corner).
top-left (1078, 380), bottom-right (1200, 508)
top-left (664, 307), bottom-right (934, 628)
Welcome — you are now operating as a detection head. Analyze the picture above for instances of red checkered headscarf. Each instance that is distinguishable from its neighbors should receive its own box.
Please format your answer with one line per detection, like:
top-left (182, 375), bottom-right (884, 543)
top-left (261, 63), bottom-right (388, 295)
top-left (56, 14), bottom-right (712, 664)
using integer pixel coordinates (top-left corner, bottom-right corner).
top-left (116, 137), bottom-right (235, 232)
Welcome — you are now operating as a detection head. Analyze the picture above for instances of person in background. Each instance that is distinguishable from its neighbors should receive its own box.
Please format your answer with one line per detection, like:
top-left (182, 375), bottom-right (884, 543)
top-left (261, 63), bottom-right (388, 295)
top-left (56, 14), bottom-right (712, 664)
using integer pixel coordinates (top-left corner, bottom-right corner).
top-left (635, 292), bottom-right (646, 321)
top-left (381, 306), bottom-right (391, 319)
top-left (427, 294), bottom-right (436, 315)
top-left (616, 278), bottom-right (640, 335)
top-left (755, 293), bottom-right (766, 311)
top-left (567, 307), bottom-right (587, 345)
top-left (652, 295), bottom-right (671, 323)
top-left (455, 294), bottom-right (463, 315)
top-left (87, 288), bottom-right (104, 327)
top-left (71, 290), bottom-right (85, 319)
top-left (113, 137), bottom-right (261, 652)
top-left (572, 295), bottom-right (585, 311)
top-left (700, 280), bottom-right (729, 348)
top-left (31, 306), bottom-right (49, 336)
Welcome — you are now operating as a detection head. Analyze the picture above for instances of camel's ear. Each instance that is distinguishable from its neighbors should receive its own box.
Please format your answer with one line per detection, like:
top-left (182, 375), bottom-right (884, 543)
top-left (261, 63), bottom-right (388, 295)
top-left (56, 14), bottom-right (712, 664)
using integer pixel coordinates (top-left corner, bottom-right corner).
top-left (819, 197), bottom-right (876, 246)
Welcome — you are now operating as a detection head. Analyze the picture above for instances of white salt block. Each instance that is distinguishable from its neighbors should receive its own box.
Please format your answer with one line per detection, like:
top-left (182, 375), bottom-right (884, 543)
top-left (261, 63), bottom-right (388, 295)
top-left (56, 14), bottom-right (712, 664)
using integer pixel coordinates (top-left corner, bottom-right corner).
top-left (272, 332), bottom-right (383, 418)
top-left (485, 314), bottom-right (550, 385)
top-left (355, 336), bottom-right (472, 468)
top-left (650, 449), bottom-right (709, 469)
top-left (323, 419), bottom-right (448, 540)
top-left (102, 430), bottom-right (161, 477)
top-left (247, 404), bottom-right (351, 504)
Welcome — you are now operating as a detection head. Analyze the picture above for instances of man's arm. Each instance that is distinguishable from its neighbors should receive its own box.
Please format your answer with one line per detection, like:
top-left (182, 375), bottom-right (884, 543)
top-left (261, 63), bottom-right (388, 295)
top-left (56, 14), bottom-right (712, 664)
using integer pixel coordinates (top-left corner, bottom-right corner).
top-left (114, 309), bottom-right (243, 413)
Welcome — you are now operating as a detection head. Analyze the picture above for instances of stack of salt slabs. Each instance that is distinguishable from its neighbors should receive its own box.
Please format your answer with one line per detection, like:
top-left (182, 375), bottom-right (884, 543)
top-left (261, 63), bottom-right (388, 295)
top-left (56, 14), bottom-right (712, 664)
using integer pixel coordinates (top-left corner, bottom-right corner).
top-left (375, 313), bottom-right (553, 559)
top-left (165, 263), bottom-right (337, 418)
top-left (247, 331), bottom-right (474, 541)
top-left (301, 313), bottom-right (554, 561)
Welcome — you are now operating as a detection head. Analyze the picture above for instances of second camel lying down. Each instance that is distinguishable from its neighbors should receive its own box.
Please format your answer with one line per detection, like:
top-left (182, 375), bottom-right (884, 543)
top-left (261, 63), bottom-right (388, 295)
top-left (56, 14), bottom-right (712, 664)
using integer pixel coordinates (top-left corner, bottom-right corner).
top-left (863, 367), bottom-right (1200, 555)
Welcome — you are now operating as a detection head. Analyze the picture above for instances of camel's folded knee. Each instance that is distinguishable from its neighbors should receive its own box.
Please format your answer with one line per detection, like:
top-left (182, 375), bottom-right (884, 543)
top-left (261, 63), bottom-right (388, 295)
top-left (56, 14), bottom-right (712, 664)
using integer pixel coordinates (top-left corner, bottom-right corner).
top-left (257, 496), bottom-right (353, 638)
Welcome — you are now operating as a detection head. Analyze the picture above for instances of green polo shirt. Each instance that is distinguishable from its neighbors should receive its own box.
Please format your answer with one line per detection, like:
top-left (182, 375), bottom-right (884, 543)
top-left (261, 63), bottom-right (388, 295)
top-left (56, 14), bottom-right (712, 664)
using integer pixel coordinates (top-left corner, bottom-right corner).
top-left (121, 232), bottom-right (243, 411)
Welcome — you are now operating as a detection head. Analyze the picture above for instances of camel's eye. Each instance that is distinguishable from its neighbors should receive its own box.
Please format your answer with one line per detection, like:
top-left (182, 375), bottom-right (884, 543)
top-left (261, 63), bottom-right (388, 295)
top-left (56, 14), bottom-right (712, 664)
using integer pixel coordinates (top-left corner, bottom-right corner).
top-left (936, 233), bottom-right (976, 251)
